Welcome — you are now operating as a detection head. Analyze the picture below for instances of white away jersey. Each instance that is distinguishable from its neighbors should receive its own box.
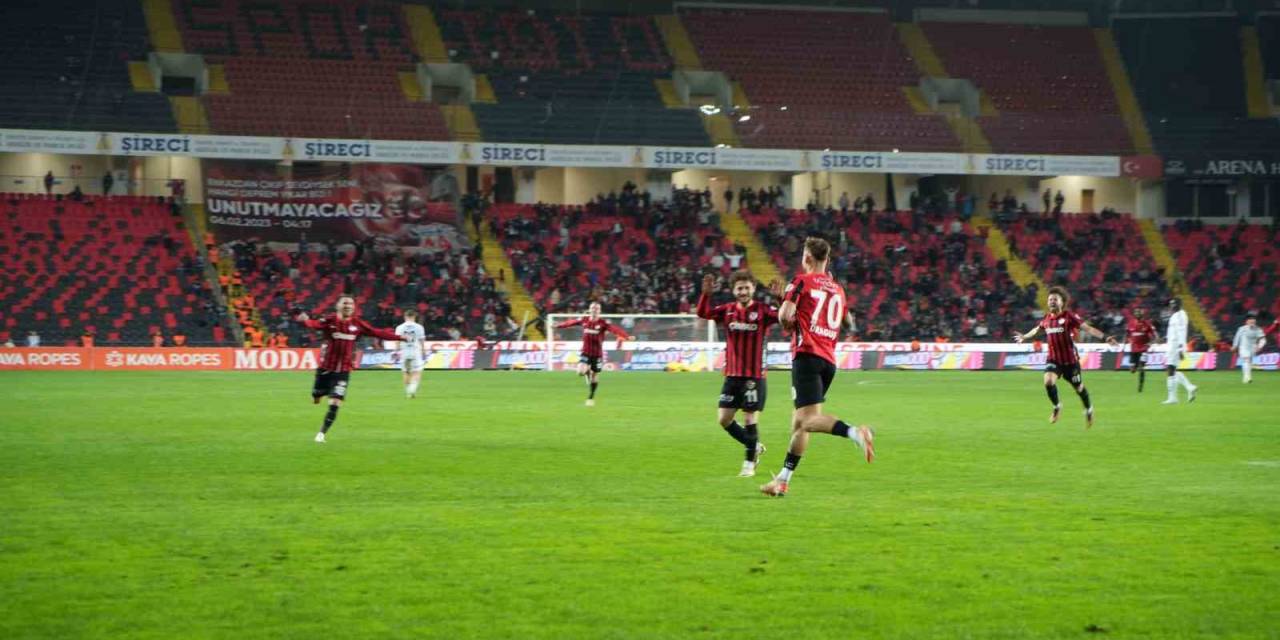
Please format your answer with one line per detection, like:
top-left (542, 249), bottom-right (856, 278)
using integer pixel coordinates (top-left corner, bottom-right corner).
top-left (1233, 324), bottom-right (1265, 355)
top-left (1166, 310), bottom-right (1188, 349)
top-left (395, 321), bottom-right (425, 357)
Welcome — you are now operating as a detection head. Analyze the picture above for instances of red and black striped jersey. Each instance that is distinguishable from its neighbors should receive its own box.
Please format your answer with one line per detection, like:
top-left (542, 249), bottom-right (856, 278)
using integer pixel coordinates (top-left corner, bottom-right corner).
top-left (302, 314), bottom-right (401, 373)
top-left (555, 317), bottom-right (629, 358)
top-left (783, 272), bottom-right (846, 365)
top-left (1039, 310), bottom-right (1083, 365)
top-left (697, 293), bottom-right (778, 378)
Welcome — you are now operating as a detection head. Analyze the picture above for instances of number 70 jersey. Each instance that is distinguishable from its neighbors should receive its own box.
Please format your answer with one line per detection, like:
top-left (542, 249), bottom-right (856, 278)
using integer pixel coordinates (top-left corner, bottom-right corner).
top-left (783, 272), bottom-right (847, 365)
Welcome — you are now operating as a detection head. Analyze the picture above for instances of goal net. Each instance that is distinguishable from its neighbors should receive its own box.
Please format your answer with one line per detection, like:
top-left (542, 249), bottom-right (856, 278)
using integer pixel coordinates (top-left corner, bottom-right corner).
top-left (545, 313), bottom-right (713, 372)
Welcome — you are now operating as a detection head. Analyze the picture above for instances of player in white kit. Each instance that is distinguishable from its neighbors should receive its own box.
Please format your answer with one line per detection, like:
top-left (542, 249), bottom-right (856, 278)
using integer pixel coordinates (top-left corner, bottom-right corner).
top-left (1162, 298), bottom-right (1199, 404)
top-left (1231, 312), bottom-right (1266, 384)
top-left (396, 309), bottom-right (427, 398)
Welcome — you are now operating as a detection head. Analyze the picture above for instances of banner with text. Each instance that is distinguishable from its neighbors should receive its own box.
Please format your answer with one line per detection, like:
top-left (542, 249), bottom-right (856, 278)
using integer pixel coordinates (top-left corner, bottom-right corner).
top-left (2, 128), bottom-right (1127, 177)
top-left (202, 161), bottom-right (463, 251)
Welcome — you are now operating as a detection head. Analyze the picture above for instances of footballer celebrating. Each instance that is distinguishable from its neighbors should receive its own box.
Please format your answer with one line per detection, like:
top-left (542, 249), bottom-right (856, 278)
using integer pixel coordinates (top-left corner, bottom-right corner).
top-left (1125, 307), bottom-right (1157, 392)
top-left (761, 237), bottom-right (874, 498)
top-left (396, 309), bottom-right (427, 398)
top-left (696, 270), bottom-right (781, 477)
top-left (554, 302), bottom-right (633, 406)
top-left (1014, 287), bottom-right (1113, 427)
top-left (295, 295), bottom-right (403, 443)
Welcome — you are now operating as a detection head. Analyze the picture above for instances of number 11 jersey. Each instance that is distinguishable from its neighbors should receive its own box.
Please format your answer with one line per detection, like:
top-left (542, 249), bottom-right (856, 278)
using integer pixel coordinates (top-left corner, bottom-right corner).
top-left (783, 271), bottom-right (846, 365)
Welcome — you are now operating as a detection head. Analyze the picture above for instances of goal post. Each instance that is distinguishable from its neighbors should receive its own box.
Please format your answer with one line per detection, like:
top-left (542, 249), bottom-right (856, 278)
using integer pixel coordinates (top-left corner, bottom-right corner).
top-left (545, 313), bottom-right (714, 371)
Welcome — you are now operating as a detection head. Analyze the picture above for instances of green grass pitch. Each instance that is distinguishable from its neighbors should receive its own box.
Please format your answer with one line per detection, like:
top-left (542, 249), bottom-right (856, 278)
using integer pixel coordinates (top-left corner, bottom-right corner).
top-left (2, 370), bottom-right (1278, 639)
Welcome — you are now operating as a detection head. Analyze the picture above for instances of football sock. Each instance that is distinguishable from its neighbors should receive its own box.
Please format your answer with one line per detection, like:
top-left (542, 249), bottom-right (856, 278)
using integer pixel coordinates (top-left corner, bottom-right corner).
top-left (778, 452), bottom-right (801, 482)
top-left (407, 381), bottom-right (419, 395)
top-left (723, 420), bottom-right (750, 446)
top-left (1076, 386), bottom-right (1092, 411)
top-left (1045, 383), bottom-right (1060, 406)
top-left (1175, 372), bottom-right (1193, 390)
top-left (831, 420), bottom-right (864, 446)
top-left (1166, 375), bottom-right (1177, 399)
top-left (321, 405), bottom-right (340, 433)
top-left (588, 382), bottom-right (598, 399)
top-left (1138, 368), bottom-right (1145, 391)
top-left (744, 423), bottom-right (759, 461)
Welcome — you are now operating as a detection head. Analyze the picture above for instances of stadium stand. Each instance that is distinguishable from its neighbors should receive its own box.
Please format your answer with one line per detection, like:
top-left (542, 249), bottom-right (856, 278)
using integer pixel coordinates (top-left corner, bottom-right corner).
top-left (920, 21), bottom-right (1134, 155)
top-left (994, 211), bottom-right (1175, 334)
top-left (490, 187), bottom-right (740, 315)
top-left (739, 203), bottom-right (1037, 342)
top-left (1162, 221), bottom-right (1280, 333)
top-left (678, 8), bottom-right (961, 152)
top-left (226, 237), bottom-right (519, 346)
top-left (0, 193), bottom-right (231, 346)
top-left (1114, 16), bottom-right (1280, 155)
top-left (174, 0), bottom-right (450, 140)
top-left (438, 10), bottom-right (709, 146)
top-left (0, 0), bottom-right (175, 132)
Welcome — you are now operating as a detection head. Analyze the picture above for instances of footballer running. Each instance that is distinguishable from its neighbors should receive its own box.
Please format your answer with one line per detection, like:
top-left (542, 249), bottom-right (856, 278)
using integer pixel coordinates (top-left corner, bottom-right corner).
top-left (1014, 287), bottom-right (1113, 427)
top-left (696, 270), bottom-right (781, 477)
top-left (554, 302), bottom-right (633, 406)
top-left (295, 295), bottom-right (403, 443)
top-left (760, 237), bottom-right (875, 498)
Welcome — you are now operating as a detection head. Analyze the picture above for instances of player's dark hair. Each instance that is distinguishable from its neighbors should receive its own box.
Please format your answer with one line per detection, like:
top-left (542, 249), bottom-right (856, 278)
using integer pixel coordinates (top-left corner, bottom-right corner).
top-left (729, 270), bottom-right (755, 286)
top-left (1047, 286), bottom-right (1069, 304)
top-left (804, 237), bottom-right (831, 263)
top-left (404, 309), bottom-right (417, 319)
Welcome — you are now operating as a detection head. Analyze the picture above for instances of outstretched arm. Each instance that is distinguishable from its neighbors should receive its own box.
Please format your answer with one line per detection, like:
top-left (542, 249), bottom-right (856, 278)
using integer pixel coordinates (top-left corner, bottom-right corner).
top-left (358, 320), bottom-right (403, 342)
top-left (1080, 321), bottom-right (1114, 345)
top-left (1014, 325), bottom-right (1043, 343)
top-left (555, 318), bottom-right (583, 329)
top-left (294, 311), bottom-right (324, 330)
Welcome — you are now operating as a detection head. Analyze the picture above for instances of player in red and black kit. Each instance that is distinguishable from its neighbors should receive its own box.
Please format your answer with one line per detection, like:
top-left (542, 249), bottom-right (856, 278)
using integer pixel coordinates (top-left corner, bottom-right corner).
top-left (294, 294), bottom-right (402, 443)
top-left (760, 238), bottom-right (875, 498)
top-left (697, 270), bottom-right (781, 477)
top-left (1015, 287), bottom-right (1114, 428)
top-left (1265, 317), bottom-right (1280, 348)
top-left (554, 301), bottom-right (633, 406)
top-left (1125, 307), bottom-right (1157, 392)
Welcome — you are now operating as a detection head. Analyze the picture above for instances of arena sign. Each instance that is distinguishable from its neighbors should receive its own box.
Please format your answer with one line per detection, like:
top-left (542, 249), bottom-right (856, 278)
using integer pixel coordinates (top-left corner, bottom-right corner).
top-left (1, 128), bottom-right (1125, 177)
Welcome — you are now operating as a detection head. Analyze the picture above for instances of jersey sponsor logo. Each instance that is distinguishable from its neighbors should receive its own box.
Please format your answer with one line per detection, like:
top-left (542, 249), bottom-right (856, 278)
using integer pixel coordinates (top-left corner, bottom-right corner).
top-left (728, 322), bottom-right (759, 332)
top-left (332, 332), bottom-right (358, 340)
top-left (1045, 327), bottom-right (1065, 334)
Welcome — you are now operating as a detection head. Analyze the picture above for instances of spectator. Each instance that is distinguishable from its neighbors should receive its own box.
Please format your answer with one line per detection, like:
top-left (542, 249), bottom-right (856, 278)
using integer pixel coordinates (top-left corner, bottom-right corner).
top-left (839, 191), bottom-right (850, 213)
top-left (724, 187), bottom-right (733, 212)
top-left (102, 171), bottom-right (114, 196)
top-left (26, 330), bottom-right (40, 347)
top-left (1053, 190), bottom-right (1065, 214)
top-left (1042, 188), bottom-right (1051, 213)
top-left (70, 185), bottom-right (84, 201)
top-left (44, 171), bottom-right (54, 195)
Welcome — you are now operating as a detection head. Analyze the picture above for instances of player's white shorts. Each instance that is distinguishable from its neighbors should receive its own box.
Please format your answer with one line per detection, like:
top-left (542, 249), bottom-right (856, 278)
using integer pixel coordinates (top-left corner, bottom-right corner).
top-left (1166, 346), bottom-right (1185, 367)
top-left (401, 355), bottom-right (424, 372)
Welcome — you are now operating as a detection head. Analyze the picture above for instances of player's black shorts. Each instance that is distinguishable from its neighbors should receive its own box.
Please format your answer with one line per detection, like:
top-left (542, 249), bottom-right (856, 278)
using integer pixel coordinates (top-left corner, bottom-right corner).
top-left (1127, 352), bottom-right (1148, 370)
top-left (791, 353), bottom-right (836, 409)
top-left (1045, 360), bottom-right (1083, 385)
top-left (312, 369), bottom-right (350, 399)
top-left (580, 354), bottom-right (602, 373)
top-left (719, 376), bottom-right (767, 412)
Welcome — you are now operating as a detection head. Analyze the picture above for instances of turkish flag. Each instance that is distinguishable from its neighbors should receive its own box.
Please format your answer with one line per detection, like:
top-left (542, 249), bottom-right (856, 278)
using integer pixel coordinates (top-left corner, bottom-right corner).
top-left (1122, 155), bottom-right (1163, 179)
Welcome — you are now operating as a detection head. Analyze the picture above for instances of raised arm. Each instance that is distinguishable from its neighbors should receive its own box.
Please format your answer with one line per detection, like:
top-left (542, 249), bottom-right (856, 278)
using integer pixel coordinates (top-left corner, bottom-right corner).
top-left (696, 274), bottom-right (722, 321)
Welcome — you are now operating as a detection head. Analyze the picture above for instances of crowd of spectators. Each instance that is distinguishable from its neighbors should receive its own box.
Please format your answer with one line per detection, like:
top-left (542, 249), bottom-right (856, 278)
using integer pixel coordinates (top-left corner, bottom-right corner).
top-left (218, 236), bottom-right (519, 347)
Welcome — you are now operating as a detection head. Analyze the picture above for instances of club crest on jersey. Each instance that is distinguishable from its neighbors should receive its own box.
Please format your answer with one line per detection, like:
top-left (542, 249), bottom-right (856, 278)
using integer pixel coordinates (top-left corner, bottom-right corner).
top-left (749, 312), bottom-right (758, 321)
top-left (1058, 318), bottom-right (1065, 325)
